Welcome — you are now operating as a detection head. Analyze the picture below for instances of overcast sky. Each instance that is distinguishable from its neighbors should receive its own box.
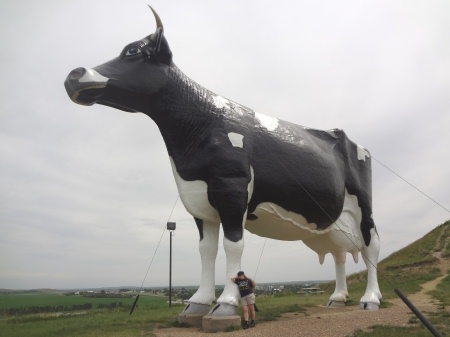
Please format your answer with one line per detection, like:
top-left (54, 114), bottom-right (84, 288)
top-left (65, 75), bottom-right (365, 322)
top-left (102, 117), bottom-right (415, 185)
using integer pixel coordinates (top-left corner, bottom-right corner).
top-left (1, 0), bottom-right (449, 291)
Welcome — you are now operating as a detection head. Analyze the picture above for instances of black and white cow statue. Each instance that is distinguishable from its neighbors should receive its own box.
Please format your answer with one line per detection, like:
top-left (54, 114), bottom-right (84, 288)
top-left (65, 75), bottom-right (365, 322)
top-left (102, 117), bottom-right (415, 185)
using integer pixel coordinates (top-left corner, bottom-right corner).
top-left (65, 8), bottom-right (382, 316)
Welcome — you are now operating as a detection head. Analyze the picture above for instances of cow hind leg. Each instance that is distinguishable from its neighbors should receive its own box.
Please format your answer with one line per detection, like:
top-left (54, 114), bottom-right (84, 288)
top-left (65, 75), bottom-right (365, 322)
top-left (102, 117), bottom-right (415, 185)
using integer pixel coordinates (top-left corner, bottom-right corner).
top-left (327, 252), bottom-right (349, 307)
top-left (181, 219), bottom-right (220, 316)
top-left (359, 227), bottom-right (382, 310)
top-left (304, 210), bottom-right (361, 307)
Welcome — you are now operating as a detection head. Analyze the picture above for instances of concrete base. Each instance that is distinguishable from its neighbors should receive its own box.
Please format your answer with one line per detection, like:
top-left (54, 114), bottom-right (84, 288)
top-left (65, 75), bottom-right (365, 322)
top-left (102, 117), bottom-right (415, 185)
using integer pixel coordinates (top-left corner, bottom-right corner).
top-left (202, 315), bottom-right (241, 332)
top-left (177, 313), bottom-right (204, 328)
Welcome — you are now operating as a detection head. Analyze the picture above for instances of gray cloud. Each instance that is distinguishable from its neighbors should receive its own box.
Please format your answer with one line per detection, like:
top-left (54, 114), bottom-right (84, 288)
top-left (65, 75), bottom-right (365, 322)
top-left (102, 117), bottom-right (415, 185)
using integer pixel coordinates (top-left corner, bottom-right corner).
top-left (1, 0), bottom-right (449, 290)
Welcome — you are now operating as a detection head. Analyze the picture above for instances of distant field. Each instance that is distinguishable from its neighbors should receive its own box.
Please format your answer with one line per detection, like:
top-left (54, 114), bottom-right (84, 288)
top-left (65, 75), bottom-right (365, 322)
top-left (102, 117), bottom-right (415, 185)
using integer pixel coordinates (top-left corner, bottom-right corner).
top-left (0, 291), bottom-right (323, 337)
top-left (0, 292), bottom-right (166, 310)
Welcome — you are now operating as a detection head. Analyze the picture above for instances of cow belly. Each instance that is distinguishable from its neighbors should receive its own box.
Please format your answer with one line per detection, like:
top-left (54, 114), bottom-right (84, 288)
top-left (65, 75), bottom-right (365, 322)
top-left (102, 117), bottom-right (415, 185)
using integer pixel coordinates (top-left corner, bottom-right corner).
top-left (245, 189), bottom-right (362, 244)
top-left (170, 158), bottom-right (220, 222)
top-left (245, 202), bottom-right (333, 241)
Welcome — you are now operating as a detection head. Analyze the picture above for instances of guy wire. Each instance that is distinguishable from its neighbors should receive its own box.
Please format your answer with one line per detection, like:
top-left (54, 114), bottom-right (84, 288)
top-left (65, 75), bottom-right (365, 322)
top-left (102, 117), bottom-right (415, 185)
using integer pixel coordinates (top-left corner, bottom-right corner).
top-left (371, 155), bottom-right (449, 214)
top-left (253, 238), bottom-right (268, 280)
top-left (138, 195), bottom-right (180, 291)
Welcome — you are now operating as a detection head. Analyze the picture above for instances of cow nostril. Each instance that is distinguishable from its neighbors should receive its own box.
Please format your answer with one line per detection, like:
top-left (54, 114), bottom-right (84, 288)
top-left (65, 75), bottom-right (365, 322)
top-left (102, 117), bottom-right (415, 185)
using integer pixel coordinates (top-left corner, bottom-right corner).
top-left (69, 67), bottom-right (86, 80)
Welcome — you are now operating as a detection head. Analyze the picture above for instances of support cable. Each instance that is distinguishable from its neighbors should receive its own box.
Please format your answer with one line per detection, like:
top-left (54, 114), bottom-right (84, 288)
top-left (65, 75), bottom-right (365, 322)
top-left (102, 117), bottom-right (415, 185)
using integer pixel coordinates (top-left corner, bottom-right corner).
top-left (371, 155), bottom-right (449, 214)
top-left (130, 195), bottom-right (179, 314)
top-left (253, 238), bottom-right (268, 280)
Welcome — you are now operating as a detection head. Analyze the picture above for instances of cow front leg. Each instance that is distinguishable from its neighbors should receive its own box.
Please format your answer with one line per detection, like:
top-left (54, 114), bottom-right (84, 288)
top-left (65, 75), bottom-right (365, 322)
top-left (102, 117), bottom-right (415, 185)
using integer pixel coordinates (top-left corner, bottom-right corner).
top-left (181, 219), bottom-right (219, 316)
top-left (207, 234), bottom-right (244, 316)
top-left (218, 235), bottom-right (244, 305)
top-left (208, 189), bottom-right (248, 317)
top-left (360, 228), bottom-right (382, 310)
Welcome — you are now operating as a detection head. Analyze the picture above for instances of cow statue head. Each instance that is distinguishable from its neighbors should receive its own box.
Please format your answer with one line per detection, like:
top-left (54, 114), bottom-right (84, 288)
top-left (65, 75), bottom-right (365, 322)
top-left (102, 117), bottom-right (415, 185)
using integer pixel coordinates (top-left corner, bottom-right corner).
top-left (64, 6), bottom-right (172, 113)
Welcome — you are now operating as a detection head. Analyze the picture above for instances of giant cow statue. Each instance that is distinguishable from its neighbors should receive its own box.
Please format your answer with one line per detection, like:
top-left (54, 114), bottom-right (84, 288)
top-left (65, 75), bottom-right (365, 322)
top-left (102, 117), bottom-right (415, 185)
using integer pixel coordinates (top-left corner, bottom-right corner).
top-left (65, 8), bottom-right (382, 316)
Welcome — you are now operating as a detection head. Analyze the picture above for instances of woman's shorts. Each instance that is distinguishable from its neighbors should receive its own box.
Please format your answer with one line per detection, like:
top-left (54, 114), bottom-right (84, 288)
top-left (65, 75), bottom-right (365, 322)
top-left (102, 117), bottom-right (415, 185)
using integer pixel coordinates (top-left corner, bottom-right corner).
top-left (241, 293), bottom-right (256, 306)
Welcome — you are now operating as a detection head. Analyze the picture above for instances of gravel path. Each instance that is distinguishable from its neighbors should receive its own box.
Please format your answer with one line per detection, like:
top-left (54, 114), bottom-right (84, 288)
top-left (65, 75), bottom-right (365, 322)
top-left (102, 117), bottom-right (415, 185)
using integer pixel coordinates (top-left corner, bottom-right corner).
top-left (154, 297), bottom-right (427, 337)
top-left (154, 231), bottom-right (449, 337)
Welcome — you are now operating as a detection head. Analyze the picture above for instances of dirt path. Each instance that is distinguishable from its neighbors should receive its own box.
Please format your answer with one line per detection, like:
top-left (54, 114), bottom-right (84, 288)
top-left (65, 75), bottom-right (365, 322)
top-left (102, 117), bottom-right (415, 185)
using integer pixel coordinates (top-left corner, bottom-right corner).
top-left (154, 226), bottom-right (449, 337)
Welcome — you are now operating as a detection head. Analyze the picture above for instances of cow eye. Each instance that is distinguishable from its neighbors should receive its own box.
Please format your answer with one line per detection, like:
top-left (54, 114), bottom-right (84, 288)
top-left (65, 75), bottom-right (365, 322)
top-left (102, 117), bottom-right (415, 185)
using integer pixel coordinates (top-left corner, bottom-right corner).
top-left (126, 46), bottom-right (141, 56)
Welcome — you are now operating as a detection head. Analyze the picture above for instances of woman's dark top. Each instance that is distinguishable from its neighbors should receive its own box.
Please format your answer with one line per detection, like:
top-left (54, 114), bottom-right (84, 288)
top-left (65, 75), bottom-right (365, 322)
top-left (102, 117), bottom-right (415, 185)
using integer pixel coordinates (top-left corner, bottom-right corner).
top-left (234, 277), bottom-right (254, 297)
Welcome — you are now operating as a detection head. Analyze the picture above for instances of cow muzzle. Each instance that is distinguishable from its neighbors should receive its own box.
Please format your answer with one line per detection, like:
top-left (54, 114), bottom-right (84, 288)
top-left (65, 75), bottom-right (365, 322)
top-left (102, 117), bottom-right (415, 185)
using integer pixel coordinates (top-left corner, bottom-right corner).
top-left (64, 67), bottom-right (109, 105)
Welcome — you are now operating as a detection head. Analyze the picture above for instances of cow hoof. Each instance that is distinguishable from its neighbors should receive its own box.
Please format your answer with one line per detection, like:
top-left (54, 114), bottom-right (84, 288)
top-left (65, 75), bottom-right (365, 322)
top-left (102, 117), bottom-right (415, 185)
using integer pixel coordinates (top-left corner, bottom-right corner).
top-left (359, 302), bottom-right (379, 311)
top-left (180, 302), bottom-right (211, 315)
top-left (207, 303), bottom-right (239, 316)
top-left (327, 300), bottom-right (346, 308)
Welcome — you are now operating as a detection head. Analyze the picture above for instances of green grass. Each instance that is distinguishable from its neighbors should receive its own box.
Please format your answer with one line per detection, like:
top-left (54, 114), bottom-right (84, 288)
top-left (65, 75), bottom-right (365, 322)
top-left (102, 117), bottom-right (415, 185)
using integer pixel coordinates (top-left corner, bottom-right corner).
top-left (250, 293), bottom-right (320, 322)
top-left (0, 292), bottom-right (324, 337)
top-left (1, 292), bottom-right (137, 310)
top-left (428, 270), bottom-right (450, 306)
top-left (439, 221), bottom-right (450, 258)
top-left (348, 307), bottom-right (450, 337)
top-left (0, 294), bottom-right (182, 337)
top-left (348, 324), bottom-right (442, 337)
top-left (0, 292), bottom-right (167, 309)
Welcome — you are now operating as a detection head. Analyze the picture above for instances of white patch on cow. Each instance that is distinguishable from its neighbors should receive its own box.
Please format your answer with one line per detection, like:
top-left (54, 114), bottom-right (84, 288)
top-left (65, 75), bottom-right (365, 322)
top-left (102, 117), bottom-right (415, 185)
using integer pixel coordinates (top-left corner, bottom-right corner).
top-left (246, 189), bottom-right (364, 251)
top-left (79, 68), bottom-right (109, 83)
top-left (188, 221), bottom-right (220, 305)
top-left (357, 144), bottom-right (370, 161)
top-left (169, 157), bottom-right (220, 222)
top-left (227, 132), bottom-right (244, 148)
top-left (169, 158), bottom-right (254, 224)
top-left (217, 237), bottom-right (245, 306)
top-left (69, 68), bottom-right (108, 104)
top-left (247, 167), bottom-right (255, 203)
top-left (255, 111), bottom-right (279, 132)
top-left (360, 227), bottom-right (382, 305)
top-left (212, 95), bottom-right (230, 109)
top-left (232, 104), bottom-right (245, 116)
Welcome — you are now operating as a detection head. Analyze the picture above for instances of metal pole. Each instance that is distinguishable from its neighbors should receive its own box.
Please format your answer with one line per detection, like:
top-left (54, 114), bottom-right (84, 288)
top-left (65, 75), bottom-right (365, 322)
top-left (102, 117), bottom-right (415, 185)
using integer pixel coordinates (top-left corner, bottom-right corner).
top-left (169, 231), bottom-right (172, 308)
top-left (395, 288), bottom-right (443, 337)
top-left (166, 222), bottom-right (176, 308)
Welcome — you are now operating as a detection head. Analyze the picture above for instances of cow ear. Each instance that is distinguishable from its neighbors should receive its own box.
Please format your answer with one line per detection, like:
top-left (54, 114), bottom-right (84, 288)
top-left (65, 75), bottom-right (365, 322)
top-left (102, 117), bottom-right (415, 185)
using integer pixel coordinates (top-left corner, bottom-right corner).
top-left (153, 27), bottom-right (172, 65)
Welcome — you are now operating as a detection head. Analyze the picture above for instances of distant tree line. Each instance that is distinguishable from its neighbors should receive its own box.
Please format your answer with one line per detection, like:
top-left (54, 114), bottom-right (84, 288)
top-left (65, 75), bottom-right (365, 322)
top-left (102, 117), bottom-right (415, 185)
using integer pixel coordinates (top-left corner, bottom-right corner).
top-left (64, 290), bottom-right (133, 298)
top-left (119, 288), bottom-right (157, 293)
top-left (82, 292), bottom-right (133, 299)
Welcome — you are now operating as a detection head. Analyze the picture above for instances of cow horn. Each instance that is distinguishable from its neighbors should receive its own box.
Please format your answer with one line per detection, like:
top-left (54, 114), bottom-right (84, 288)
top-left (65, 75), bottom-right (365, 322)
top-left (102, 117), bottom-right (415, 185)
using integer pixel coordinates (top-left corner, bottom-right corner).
top-left (148, 5), bottom-right (164, 31)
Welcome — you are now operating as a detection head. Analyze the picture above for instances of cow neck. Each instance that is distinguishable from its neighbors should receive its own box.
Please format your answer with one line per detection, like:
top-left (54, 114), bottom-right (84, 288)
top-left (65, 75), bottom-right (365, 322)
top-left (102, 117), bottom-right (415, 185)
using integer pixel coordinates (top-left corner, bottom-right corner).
top-left (152, 65), bottom-right (221, 165)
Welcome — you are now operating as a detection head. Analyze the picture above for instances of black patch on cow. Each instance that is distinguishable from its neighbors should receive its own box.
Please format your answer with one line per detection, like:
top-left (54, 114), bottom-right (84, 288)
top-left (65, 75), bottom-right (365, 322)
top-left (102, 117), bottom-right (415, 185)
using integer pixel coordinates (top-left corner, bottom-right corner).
top-left (194, 218), bottom-right (204, 241)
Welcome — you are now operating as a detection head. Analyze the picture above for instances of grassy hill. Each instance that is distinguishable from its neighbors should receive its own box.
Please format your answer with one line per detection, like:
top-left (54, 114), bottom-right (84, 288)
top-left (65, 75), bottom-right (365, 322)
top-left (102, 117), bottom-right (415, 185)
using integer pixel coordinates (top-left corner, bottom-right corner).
top-left (333, 219), bottom-right (450, 303)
